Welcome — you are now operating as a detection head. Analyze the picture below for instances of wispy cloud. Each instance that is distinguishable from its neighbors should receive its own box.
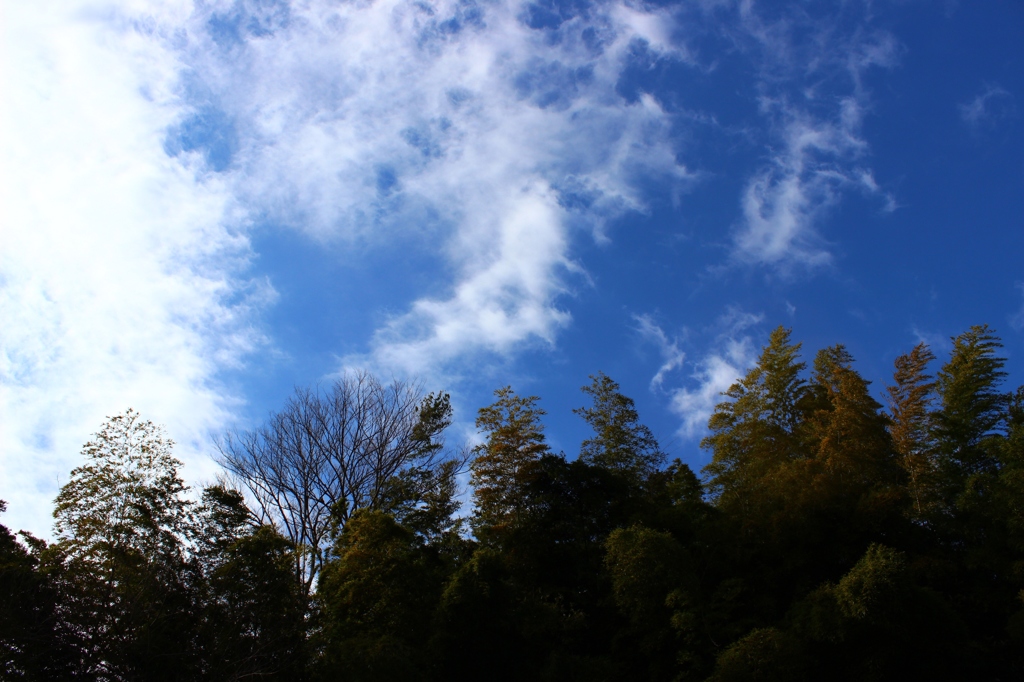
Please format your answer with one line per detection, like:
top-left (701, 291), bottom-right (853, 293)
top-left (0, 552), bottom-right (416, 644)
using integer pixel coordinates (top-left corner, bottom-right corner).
top-left (3, 0), bottom-right (699, 532)
top-left (1, 0), bottom-right (921, 534)
top-left (169, 0), bottom-right (694, 377)
top-left (728, 4), bottom-right (899, 270)
top-left (1, 3), bottom-right (269, 536)
top-left (669, 335), bottom-right (758, 438)
top-left (911, 327), bottom-right (953, 355)
top-left (734, 102), bottom-right (863, 268)
top-left (959, 83), bottom-right (1015, 128)
top-left (634, 314), bottom-right (686, 390)
top-left (650, 307), bottom-right (762, 438)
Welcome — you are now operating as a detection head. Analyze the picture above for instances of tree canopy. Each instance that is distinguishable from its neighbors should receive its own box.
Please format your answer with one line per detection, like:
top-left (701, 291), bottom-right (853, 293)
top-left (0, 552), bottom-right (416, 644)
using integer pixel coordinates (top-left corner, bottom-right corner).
top-left (4, 336), bottom-right (1024, 681)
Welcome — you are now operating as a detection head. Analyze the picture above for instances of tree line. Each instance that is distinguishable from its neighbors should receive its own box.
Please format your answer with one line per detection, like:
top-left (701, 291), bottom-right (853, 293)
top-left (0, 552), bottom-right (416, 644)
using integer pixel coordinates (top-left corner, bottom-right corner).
top-left (3, 325), bottom-right (1024, 680)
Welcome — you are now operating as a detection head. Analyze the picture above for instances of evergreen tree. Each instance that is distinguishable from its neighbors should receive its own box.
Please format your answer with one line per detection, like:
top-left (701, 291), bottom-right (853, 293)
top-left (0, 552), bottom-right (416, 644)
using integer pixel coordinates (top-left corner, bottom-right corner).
top-left (49, 410), bottom-right (201, 680)
top-left (933, 325), bottom-right (1008, 483)
top-left (378, 458), bottom-right (465, 551)
top-left (1, 501), bottom-right (82, 679)
top-left (196, 487), bottom-right (308, 681)
top-left (884, 343), bottom-right (938, 519)
top-left (1001, 386), bottom-right (1024, 553)
top-left (702, 326), bottom-right (810, 525)
top-left (470, 387), bottom-right (550, 543)
top-left (574, 373), bottom-right (665, 486)
top-left (806, 345), bottom-right (900, 519)
top-left (605, 524), bottom-right (694, 680)
top-left (316, 509), bottom-right (442, 681)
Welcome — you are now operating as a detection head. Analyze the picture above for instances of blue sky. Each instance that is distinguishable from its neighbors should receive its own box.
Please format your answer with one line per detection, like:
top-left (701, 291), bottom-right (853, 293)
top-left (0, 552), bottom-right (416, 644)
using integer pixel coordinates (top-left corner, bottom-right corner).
top-left (2, 0), bottom-right (1022, 537)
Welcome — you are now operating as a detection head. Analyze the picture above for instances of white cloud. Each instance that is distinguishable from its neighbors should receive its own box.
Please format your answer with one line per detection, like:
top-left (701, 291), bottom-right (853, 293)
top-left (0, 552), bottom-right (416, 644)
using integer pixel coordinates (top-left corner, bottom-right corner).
top-left (1, 3), bottom-right (268, 537)
top-left (911, 327), bottom-right (953, 355)
top-left (643, 306), bottom-right (761, 438)
top-left (959, 83), bottom-right (1014, 128)
top-left (366, 182), bottom-right (575, 374)
top-left (733, 99), bottom-right (872, 269)
top-left (728, 5), bottom-right (899, 270)
top-left (2, 1), bottom-right (698, 533)
top-left (634, 314), bottom-right (686, 390)
top-left (0, 1), bottom-right (700, 532)
top-left (166, 0), bottom-right (693, 375)
top-left (1, 0), bottom-right (916, 533)
top-left (612, 3), bottom-right (684, 60)
top-left (669, 335), bottom-right (758, 438)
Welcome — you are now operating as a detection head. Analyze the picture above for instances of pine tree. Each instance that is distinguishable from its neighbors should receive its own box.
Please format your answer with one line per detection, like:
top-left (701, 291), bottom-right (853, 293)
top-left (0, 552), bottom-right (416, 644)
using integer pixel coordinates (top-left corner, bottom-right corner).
top-left (1, 501), bottom-right (82, 679)
top-left (196, 487), bottom-right (308, 681)
top-left (803, 345), bottom-right (902, 566)
top-left (54, 409), bottom-right (194, 560)
top-left (317, 509), bottom-right (439, 681)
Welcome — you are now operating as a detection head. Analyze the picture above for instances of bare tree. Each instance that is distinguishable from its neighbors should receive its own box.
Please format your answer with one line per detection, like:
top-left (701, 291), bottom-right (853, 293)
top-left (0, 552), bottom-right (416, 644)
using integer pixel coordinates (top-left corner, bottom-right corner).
top-left (217, 371), bottom-right (453, 594)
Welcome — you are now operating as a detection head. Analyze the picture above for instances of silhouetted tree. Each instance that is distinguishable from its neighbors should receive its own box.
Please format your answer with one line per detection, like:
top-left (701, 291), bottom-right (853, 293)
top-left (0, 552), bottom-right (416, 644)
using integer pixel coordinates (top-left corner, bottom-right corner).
top-left (885, 343), bottom-right (938, 519)
top-left (49, 410), bottom-right (201, 680)
top-left (195, 486), bottom-right (308, 681)
top-left (575, 373), bottom-right (665, 486)
top-left (218, 374), bottom-right (453, 593)
top-left (1, 501), bottom-right (83, 679)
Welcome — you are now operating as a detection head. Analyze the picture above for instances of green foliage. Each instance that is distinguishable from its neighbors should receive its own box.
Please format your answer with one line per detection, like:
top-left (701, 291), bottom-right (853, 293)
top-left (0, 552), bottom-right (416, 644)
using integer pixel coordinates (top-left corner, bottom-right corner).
top-left (433, 546), bottom-right (528, 680)
top-left (575, 373), bottom-right (665, 484)
top-left (885, 342), bottom-right (938, 519)
top-left (831, 544), bottom-right (908, 622)
top-left (16, 324), bottom-right (1024, 680)
top-left (709, 627), bottom-right (806, 682)
top-left (803, 345), bottom-right (903, 555)
top-left (316, 509), bottom-right (442, 681)
top-left (470, 386), bottom-right (550, 544)
top-left (702, 326), bottom-right (810, 519)
top-left (933, 324), bottom-right (1008, 480)
top-left (49, 410), bottom-right (201, 680)
top-left (411, 391), bottom-right (455, 459)
top-left (378, 459), bottom-right (465, 549)
top-left (807, 345), bottom-right (894, 488)
top-left (54, 409), bottom-right (194, 561)
top-left (1, 502), bottom-right (82, 680)
top-left (786, 544), bottom-right (966, 680)
top-left (197, 487), bottom-right (308, 681)
top-left (605, 525), bottom-right (692, 626)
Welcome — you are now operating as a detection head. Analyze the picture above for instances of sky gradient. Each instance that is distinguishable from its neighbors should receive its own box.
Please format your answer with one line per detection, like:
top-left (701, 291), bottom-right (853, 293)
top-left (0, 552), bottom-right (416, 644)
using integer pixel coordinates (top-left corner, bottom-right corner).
top-left (3, 0), bottom-right (1023, 538)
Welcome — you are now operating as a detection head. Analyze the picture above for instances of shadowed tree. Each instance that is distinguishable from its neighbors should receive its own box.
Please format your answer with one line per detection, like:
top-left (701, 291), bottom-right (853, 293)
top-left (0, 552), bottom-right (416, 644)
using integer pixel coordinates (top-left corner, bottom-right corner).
top-left (195, 486), bottom-right (308, 681)
top-left (218, 373), bottom-right (453, 594)
top-left (470, 386), bottom-right (550, 545)
top-left (808, 346), bottom-right (894, 486)
top-left (885, 343), bottom-right (938, 519)
top-left (574, 373), bottom-right (665, 486)
top-left (702, 326), bottom-right (811, 532)
top-left (50, 409), bottom-right (201, 681)
top-left (316, 509), bottom-right (442, 682)
top-left (933, 325), bottom-right (1008, 492)
top-left (804, 345), bottom-right (902, 548)
top-left (1001, 387), bottom-right (1024, 554)
top-left (1, 501), bottom-right (83, 679)
top-left (605, 524), bottom-right (695, 680)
